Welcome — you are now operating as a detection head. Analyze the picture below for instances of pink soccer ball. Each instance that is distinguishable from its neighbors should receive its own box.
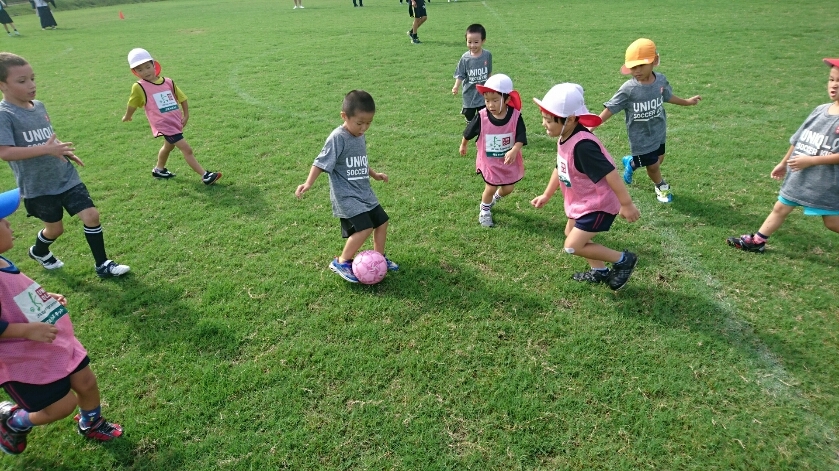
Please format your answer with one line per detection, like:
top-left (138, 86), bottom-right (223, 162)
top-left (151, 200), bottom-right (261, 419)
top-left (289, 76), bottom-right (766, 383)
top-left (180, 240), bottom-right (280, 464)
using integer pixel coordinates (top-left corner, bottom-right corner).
top-left (352, 250), bottom-right (387, 285)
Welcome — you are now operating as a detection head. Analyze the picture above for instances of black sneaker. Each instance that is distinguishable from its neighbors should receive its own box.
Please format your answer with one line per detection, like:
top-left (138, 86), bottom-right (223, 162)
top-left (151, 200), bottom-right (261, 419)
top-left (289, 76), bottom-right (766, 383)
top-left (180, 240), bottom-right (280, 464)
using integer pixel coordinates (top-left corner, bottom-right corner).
top-left (608, 251), bottom-right (638, 291)
top-left (572, 268), bottom-right (610, 283)
top-left (152, 167), bottom-right (176, 178)
top-left (0, 402), bottom-right (29, 455)
top-left (202, 171), bottom-right (222, 185)
top-left (726, 234), bottom-right (765, 253)
top-left (412, 36), bottom-right (422, 44)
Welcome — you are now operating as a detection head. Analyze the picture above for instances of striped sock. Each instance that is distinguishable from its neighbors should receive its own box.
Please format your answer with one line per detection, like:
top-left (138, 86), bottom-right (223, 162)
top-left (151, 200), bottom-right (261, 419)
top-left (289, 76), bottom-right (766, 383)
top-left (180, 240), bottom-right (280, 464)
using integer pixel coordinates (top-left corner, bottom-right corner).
top-left (83, 225), bottom-right (108, 267)
top-left (33, 229), bottom-right (55, 257)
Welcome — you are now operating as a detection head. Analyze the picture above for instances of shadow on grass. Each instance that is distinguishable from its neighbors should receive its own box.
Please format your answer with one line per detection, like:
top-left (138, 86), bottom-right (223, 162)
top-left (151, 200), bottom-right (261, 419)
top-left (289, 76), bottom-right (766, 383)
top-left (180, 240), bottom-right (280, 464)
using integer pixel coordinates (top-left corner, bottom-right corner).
top-left (11, 435), bottom-right (187, 470)
top-left (179, 178), bottom-right (271, 219)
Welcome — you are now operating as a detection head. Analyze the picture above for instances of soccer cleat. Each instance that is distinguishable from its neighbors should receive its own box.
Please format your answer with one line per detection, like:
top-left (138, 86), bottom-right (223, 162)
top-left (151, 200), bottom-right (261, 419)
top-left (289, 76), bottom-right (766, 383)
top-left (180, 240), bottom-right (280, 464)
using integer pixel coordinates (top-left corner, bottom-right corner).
top-left (384, 257), bottom-right (399, 271)
top-left (202, 171), bottom-right (222, 185)
top-left (478, 212), bottom-right (494, 227)
top-left (412, 37), bottom-right (422, 44)
top-left (74, 415), bottom-right (123, 441)
top-left (96, 260), bottom-right (131, 278)
top-left (726, 234), bottom-right (765, 253)
top-left (621, 155), bottom-right (634, 185)
top-left (608, 250), bottom-right (638, 291)
top-left (330, 258), bottom-right (359, 283)
top-left (13, 31), bottom-right (19, 36)
top-left (0, 402), bottom-right (29, 455)
top-left (29, 246), bottom-right (64, 270)
top-left (655, 183), bottom-right (673, 203)
top-left (152, 167), bottom-right (176, 179)
top-left (571, 268), bottom-right (610, 283)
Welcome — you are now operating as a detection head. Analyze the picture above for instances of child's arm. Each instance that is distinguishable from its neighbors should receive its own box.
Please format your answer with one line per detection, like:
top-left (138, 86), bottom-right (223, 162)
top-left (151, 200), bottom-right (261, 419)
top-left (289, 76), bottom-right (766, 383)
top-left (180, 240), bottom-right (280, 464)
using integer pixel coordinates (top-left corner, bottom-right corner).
top-left (295, 166), bottom-right (323, 198)
top-left (369, 168), bottom-right (389, 183)
top-left (667, 94), bottom-right (701, 106)
top-left (180, 100), bottom-right (189, 127)
top-left (0, 134), bottom-right (80, 165)
top-left (598, 108), bottom-right (615, 125)
top-left (504, 142), bottom-right (524, 165)
top-left (603, 170), bottom-right (640, 222)
top-left (785, 150), bottom-right (839, 173)
top-left (122, 105), bottom-right (137, 122)
top-left (530, 168), bottom-right (561, 208)
top-left (459, 137), bottom-right (470, 156)
top-left (770, 145), bottom-right (795, 180)
top-left (0, 322), bottom-right (58, 343)
top-left (452, 78), bottom-right (463, 95)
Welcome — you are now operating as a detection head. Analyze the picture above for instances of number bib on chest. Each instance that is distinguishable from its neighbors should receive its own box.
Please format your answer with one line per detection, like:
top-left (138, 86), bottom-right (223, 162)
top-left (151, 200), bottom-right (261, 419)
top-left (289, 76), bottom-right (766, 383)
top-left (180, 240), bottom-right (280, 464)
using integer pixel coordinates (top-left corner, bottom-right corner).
top-left (152, 90), bottom-right (179, 113)
top-left (557, 155), bottom-right (572, 187)
top-left (13, 282), bottom-right (68, 325)
top-left (484, 132), bottom-right (513, 158)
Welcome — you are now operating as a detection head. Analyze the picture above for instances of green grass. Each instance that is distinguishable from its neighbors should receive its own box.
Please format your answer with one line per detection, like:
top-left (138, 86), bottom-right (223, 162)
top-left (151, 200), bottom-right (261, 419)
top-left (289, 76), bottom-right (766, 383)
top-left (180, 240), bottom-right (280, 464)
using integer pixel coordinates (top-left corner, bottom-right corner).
top-left (0, 0), bottom-right (838, 469)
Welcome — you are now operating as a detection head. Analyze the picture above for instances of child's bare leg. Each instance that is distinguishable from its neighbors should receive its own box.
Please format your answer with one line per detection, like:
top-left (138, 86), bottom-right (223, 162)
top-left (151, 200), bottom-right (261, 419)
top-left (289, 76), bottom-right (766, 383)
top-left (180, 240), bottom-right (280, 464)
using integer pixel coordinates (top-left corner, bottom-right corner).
top-left (339, 228), bottom-right (374, 262)
top-left (372, 221), bottom-right (388, 254)
top-left (69, 366), bottom-right (101, 411)
top-left (822, 215), bottom-right (839, 234)
top-left (757, 201), bottom-right (796, 237)
top-left (2, 25), bottom-right (9, 33)
top-left (498, 184), bottom-right (515, 197)
top-left (173, 139), bottom-right (206, 176)
top-left (156, 141), bottom-right (175, 170)
top-left (481, 184), bottom-right (497, 204)
top-left (565, 225), bottom-right (622, 269)
top-left (645, 155), bottom-right (665, 184)
top-left (27, 392), bottom-right (77, 426)
top-left (41, 220), bottom-right (64, 241)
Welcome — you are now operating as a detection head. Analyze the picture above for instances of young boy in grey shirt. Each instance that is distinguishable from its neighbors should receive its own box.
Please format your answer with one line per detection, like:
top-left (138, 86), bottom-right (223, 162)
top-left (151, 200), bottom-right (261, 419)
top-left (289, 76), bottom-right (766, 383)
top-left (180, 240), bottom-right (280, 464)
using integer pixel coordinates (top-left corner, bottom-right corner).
top-left (598, 38), bottom-right (701, 203)
top-left (452, 24), bottom-right (492, 123)
top-left (295, 90), bottom-right (398, 283)
top-left (0, 53), bottom-right (129, 278)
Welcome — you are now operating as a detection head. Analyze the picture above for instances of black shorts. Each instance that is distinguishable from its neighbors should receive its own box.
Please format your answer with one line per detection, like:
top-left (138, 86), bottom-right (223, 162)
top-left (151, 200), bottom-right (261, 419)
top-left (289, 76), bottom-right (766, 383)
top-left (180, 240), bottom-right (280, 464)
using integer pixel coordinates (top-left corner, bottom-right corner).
top-left (632, 143), bottom-right (666, 168)
top-left (340, 205), bottom-right (389, 238)
top-left (2, 356), bottom-right (89, 412)
top-left (23, 183), bottom-right (96, 224)
top-left (162, 133), bottom-right (184, 144)
top-left (409, 1), bottom-right (426, 18)
top-left (573, 211), bottom-right (616, 233)
top-left (461, 106), bottom-right (485, 122)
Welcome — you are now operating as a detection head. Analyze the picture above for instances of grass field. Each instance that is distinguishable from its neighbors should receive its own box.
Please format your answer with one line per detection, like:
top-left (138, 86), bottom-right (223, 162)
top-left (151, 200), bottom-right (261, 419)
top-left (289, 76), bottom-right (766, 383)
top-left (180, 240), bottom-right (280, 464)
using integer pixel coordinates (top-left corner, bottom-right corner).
top-left (0, 0), bottom-right (837, 469)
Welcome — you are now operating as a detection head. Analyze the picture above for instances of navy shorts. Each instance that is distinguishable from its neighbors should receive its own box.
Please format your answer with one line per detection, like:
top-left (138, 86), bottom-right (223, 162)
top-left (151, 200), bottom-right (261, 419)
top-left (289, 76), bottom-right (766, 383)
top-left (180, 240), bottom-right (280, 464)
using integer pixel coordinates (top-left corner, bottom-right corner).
top-left (23, 183), bottom-right (96, 224)
top-left (631, 143), bottom-right (666, 168)
top-left (2, 356), bottom-right (89, 412)
top-left (162, 133), bottom-right (184, 144)
top-left (409, 1), bottom-right (426, 18)
top-left (574, 211), bottom-right (616, 233)
top-left (341, 205), bottom-right (389, 238)
top-left (461, 106), bottom-right (485, 122)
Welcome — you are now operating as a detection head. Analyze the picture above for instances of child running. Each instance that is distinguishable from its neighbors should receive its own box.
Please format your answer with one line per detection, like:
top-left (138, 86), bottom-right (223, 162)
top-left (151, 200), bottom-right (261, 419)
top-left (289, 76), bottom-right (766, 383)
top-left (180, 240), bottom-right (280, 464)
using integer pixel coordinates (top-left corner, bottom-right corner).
top-left (727, 58), bottom-right (839, 253)
top-left (295, 90), bottom-right (398, 283)
top-left (598, 38), bottom-right (701, 203)
top-left (451, 23), bottom-right (492, 123)
top-left (459, 74), bottom-right (526, 227)
top-left (0, 188), bottom-right (122, 456)
top-left (531, 83), bottom-right (640, 290)
top-left (122, 48), bottom-right (221, 185)
top-left (0, 1), bottom-right (20, 36)
top-left (0, 52), bottom-right (130, 278)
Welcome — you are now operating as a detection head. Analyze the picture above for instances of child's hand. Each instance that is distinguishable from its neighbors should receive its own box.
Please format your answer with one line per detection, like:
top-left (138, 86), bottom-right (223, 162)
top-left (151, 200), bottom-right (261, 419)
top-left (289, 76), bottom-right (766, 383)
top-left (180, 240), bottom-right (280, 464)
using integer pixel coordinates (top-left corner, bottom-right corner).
top-left (530, 194), bottom-right (551, 208)
top-left (503, 149), bottom-right (517, 165)
top-left (182, 114), bottom-right (189, 127)
top-left (686, 95), bottom-right (702, 105)
top-left (771, 162), bottom-right (788, 180)
top-left (25, 323), bottom-right (58, 343)
top-left (48, 292), bottom-right (67, 306)
top-left (121, 115), bottom-right (132, 122)
top-left (45, 134), bottom-right (84, 166)
top-left (295, 183), bottom-right (311, 199)
top-left (371, 171), bottom-right (389, 182)
top-left (459, 142), bottom-right (468, 156)
top-left (452, 85), bottom-right (458, 95)
top-left (619, 203), bottom-right (640, 222)
top-left (787, 155), bottom-right (814, 172)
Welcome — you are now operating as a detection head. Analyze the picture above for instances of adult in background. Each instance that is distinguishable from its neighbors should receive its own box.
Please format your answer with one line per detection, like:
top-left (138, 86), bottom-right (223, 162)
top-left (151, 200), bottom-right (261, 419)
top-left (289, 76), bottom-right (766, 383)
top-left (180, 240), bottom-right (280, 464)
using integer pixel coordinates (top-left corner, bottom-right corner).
top-left (32, 0), bottom-right (57, 30)
top-left (407, 0), bottom-right (427, 44)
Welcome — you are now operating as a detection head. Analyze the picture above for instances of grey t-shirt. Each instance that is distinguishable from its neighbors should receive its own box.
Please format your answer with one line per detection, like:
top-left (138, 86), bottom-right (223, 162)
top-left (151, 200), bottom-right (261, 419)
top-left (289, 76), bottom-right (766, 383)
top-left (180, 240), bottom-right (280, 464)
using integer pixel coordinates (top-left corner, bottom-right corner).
top-left (0, 100), bottom-right (82, 199)
top-left (313, 125), bottom-right (380, 219)
top-left (454, 49), bottom-right (492, 109)
top-left (604, 72), bottom-right (673, 156)
top-left (780, 103), bottom-right (839, 210)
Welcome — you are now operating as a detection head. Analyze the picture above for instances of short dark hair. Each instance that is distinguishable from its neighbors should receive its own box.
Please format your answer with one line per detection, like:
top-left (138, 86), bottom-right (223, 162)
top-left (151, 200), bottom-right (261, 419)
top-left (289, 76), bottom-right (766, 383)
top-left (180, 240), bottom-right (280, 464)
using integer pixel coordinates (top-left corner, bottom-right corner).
top-left (342, 90), bottom-right (375, 117)
top-left (466, 24), bottom-right (486, 40)
top-left (0, 53), bottom-right (28, 83)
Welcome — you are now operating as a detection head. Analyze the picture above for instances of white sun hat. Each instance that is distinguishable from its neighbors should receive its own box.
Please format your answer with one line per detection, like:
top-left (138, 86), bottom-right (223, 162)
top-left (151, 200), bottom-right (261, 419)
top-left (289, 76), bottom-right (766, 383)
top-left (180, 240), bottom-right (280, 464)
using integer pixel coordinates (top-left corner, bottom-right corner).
top-left (532, 83), bottom-right (602, 127)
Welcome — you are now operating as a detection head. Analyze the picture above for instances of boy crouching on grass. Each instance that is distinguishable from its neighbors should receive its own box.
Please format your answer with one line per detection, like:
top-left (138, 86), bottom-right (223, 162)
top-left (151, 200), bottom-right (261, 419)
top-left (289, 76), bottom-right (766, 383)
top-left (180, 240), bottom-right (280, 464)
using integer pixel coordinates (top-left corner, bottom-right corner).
top-left (0, 52), bottom-right (129, 278)
top-left (295, 90), bottom-right (398, 283)
top-left (0, 188), bottom-right (122, 456)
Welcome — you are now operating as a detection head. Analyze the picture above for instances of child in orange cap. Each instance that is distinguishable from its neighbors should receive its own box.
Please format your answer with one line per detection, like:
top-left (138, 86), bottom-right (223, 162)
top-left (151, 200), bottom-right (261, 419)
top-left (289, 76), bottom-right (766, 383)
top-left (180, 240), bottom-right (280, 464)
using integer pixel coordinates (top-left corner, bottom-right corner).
top-left (598, 38), bottom-right (701, 203)
top-left (122, 48), bottom-right (221, 185)
top-left (459, 73), bottom-right (527, 227)
top-left (727, 59), bottom-right (839, 253)
top-left (531, 84), bottom-right (640, 290)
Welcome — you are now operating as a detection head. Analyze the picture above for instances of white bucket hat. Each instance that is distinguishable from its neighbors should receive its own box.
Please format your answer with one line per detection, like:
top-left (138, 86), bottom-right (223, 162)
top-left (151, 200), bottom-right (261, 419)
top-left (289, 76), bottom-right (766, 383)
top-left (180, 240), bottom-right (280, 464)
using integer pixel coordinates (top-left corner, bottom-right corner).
top-left (128, 48), bottom-right (154, 68)
top-left (476, 73), bottom-right (522, 110)
top-left (533, 83), bottom-right (602, 127)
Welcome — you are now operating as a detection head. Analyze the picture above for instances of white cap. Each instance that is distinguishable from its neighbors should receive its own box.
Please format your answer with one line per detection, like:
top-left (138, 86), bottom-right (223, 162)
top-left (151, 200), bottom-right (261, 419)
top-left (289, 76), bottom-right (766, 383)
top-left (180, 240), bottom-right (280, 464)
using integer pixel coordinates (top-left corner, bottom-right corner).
top-left (127, 48), bottom-right (154, 68)
top-left (533, 83), bottom-right (602, 127)
top-left (476, 73), bottom-right (513, 95)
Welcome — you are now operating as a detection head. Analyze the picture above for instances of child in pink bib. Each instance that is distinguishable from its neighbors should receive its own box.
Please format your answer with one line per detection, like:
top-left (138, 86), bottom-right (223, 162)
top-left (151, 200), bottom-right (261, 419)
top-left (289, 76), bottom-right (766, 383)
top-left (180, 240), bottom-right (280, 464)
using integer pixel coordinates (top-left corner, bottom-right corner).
top-left (0, 189), bottom-right (122, 455)
top-left (122, 48), bottom-right (222, 186)
top-left (459, 74), bottom-right (527, 227)
top-left (531, 84), bottom-right (641, 291)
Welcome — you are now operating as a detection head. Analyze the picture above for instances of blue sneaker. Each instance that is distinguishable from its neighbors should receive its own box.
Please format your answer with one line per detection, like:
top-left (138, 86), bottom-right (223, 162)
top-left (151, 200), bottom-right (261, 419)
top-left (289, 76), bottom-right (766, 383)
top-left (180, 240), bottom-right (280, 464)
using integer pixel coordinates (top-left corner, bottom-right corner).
top-left (330, 258), bottom-right (358, 283)
top-left (621, 155), bottom-right (634, 185)
top-left (384, 257), bottom-right (399, 271)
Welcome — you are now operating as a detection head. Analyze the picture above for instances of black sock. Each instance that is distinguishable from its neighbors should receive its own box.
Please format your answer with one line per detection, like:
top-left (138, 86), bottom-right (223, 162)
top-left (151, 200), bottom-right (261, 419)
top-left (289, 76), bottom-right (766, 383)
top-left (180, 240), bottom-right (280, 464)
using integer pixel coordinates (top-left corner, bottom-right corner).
top-left (83, 225), bottom-right (108, 266)
top-left (33, 229), bottom-right (55, 257)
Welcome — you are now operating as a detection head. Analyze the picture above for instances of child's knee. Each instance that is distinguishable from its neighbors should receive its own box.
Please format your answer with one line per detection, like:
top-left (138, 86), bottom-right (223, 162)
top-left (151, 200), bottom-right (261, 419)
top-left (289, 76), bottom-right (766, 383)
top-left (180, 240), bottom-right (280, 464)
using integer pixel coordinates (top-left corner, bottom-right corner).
top-left (77, 207), bottom-right (101, 226)
top-left (70, 367), bottom-right (98, 395)
top-left (823, 216), bottom-right (839, 233)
